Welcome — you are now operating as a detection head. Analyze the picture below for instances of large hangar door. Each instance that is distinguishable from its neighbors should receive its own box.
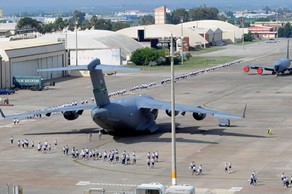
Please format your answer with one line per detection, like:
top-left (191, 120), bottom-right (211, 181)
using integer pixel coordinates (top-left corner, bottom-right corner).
top-left (38, 56), bottom-right (63, 80)
top-left (53, 55), bottom-right (62, 78)
top-left (12, 59), bottom-right (38, 77)
top-left (12, 55), bottom-right (64, 81)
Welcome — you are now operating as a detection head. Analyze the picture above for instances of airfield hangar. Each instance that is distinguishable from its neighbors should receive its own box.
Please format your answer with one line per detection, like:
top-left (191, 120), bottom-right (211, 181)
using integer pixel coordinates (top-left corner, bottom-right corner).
top-left (0, 30), bottom-right (144, 88)
top-left (0, 39), bottom-right (66, 89)
top-left (117, 20), bottom-right (243, 48)
top-left (40, 30), bottom-right (144, 76)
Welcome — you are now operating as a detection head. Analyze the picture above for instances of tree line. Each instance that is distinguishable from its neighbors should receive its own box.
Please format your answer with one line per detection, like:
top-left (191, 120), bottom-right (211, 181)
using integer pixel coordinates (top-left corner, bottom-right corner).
top-left (278, 23), bottom-right (292, 38)
top-left (17, 10), bottom-right (131, 34)
top-left (16, 6), bottom-right (222, 34)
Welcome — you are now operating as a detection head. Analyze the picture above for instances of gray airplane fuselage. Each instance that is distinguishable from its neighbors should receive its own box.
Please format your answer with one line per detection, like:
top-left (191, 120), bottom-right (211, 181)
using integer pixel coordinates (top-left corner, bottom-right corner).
top-left (274, 58), bottom-right (291, 74)
top-left (91, 95), bottom-right (159, 135)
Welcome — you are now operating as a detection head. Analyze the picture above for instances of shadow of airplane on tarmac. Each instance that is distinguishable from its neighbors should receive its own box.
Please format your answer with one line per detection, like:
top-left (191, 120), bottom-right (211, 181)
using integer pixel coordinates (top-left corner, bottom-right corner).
top-left (156, 122), bottom-right (266, 138)
top-left (24, 127), bottom-right (98, 136)
top-left (24, 122), bottom-right (266, 144)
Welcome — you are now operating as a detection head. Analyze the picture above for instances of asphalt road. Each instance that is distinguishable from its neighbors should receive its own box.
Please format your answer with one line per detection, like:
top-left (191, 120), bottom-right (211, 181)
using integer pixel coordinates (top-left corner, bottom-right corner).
top-left (1, 38), bottom-right (292, 194)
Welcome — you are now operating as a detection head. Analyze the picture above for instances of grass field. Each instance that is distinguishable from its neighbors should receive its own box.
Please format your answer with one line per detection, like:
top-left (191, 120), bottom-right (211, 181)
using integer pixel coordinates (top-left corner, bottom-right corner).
top-left (140, 55), bottom-right (240, 71)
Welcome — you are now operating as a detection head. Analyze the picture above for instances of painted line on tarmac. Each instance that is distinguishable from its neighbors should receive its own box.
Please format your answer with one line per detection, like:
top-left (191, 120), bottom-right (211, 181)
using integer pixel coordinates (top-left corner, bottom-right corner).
top-left (76, 181), bottom-right (136, 187)
top-left (203, 86), bottom-right (247, 107)
top-left (229, 187), bottom-right (242, 192)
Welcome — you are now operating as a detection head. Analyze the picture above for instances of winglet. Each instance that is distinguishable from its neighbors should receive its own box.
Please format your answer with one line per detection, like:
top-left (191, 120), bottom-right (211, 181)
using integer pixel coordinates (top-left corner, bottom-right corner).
top-left (242, 104), bottom-right (247, 118)
top-left (0, 109), bottom-right (6, 118)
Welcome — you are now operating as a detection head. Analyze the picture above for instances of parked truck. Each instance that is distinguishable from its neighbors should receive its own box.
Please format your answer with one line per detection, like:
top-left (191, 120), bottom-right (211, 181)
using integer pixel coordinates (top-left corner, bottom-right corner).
top-left (13, 76), bottom-right (54, 91)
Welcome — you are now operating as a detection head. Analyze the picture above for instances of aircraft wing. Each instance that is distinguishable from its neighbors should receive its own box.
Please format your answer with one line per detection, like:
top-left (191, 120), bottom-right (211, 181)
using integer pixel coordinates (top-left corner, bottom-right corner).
top-left (248, 65), bottom-right (275, 71)
top-left (137, 97), bottom-right (242, 119)
top-left (0, 103), bottom-right (96, 120)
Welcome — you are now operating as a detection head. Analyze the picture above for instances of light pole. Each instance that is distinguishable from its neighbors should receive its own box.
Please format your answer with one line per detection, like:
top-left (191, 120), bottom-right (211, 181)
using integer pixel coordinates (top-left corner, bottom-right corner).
top-left (170, 34), bottom-right (177, 186)
top-left (241, 15), bottom-right (245, 50)
top-left (180, 19), bottom-right (184, 65)
top-left (75, 20), bottom-right (78, 65)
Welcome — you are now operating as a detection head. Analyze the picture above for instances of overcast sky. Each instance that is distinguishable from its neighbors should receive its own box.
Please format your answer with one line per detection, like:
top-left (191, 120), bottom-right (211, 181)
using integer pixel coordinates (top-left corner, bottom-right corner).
top-left (1, 0), bottom-right (292, 15)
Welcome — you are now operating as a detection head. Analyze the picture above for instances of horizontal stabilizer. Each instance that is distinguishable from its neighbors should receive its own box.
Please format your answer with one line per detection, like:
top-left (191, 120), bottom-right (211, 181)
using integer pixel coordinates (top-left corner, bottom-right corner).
top-left (37, 59), bottom-right (140, 72)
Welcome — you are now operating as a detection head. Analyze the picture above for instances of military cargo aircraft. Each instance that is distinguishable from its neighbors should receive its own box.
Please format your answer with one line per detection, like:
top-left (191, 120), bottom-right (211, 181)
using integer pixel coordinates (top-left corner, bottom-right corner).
top-left (0, 59), bottom-right (243, 135)
top-left (243, 40), bottom-right (292, 75)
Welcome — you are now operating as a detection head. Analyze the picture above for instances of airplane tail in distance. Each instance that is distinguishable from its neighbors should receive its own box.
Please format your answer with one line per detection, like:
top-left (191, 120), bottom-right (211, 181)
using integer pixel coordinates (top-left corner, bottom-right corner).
top-left (0, 109), bottom-right (5, 118)
top-left (37, 58), bottom-right (140, 107)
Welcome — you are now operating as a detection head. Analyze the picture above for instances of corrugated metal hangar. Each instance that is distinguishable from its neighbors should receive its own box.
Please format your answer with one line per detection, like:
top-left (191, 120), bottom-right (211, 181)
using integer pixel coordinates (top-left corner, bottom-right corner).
top-left (0, 39), bottom-right (66, 88)
top-left (40, 30), bottom-right (144, 76)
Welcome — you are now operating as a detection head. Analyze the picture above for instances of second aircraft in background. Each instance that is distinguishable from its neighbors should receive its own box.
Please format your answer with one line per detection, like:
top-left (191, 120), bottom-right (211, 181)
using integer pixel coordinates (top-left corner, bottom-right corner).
top-left (243, 39), bottom-right (292, 76)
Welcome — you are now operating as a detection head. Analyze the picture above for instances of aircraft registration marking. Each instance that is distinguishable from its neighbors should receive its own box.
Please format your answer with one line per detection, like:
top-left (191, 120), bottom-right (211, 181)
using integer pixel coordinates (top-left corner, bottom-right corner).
top-left (93, 87), bottom-right (107, 93)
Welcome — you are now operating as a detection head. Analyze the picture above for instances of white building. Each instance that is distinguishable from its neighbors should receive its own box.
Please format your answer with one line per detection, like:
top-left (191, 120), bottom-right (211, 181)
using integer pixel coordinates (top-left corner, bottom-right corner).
top-left (0, 39), bottom-right (66, 88)
top-left (182, 20), bottom-right (243, 43)
top-left (40, 30), bottom-right (144, 76)
top-left (117, 24), bottom-right (208, 49)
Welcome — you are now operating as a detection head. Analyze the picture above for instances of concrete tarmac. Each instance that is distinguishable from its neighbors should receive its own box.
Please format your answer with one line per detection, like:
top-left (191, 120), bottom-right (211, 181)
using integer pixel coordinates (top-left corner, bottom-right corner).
top-left (1, 38), bottom-right (292, 194)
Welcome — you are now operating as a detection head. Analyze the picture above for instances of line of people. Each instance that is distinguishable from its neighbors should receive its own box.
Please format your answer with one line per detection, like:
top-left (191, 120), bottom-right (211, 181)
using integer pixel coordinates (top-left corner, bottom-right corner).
top-left (63, 147), bottom-right (137, 166)
top-left (109, 60), bottom-right (241, 98)
top-left (160, 60), bottom-right (241, 85)
top-left (11, 136), bottom-right (58, 154)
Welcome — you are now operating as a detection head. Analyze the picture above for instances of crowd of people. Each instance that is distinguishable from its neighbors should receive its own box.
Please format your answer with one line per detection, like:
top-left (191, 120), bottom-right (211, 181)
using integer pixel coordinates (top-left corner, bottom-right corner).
top-left (9, 135), bottom-right (292, 189)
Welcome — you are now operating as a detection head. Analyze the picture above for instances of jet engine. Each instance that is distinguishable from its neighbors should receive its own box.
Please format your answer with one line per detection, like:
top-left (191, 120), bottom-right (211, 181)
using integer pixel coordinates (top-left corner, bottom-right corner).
top-left (192, 112), bottom-right (206, 120)
top-left (165, 110), bottom-right (179, 117)
top-left (63, 110), bottom-right (83, 120)
top-left (257, 67), bottom-right (263, 74)
top-left (243, 66), bottom-right (250, 72)
top-left (151, 109), bottom-right (159, 120)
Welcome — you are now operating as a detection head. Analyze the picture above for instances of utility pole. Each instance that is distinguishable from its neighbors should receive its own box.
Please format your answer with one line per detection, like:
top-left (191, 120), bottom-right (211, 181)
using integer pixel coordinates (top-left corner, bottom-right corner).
top-left (75, 20), bottom-right (78, 65)
top-left (241, 15), bottom-right (245, 50)
top-left (170, 34), bottom-right (177, 186)
top-left (180, 19), bottom-right (184, 65)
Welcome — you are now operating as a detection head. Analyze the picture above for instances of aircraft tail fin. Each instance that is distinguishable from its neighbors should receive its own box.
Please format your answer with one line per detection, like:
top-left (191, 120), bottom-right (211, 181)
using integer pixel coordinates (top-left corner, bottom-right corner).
top-left (37, 58), bottom-right (139, 107)
top-left (88, 59), bottom-right (110, 107)
top-left (242, 104), bottom-right (247, 118)
top-left (0, 109), bottom-right (6, 118)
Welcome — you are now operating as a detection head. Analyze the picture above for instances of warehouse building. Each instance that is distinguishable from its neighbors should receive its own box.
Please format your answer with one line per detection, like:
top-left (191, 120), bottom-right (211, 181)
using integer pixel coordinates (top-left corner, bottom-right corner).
top-left (117, 24), bottom-right (208, 50)
top-left (0, 39), bottom-right (66, 89)
top-left (182, 20), bottom-right (243, 44)
top-left (40, 30), bottom-right (144, 76)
